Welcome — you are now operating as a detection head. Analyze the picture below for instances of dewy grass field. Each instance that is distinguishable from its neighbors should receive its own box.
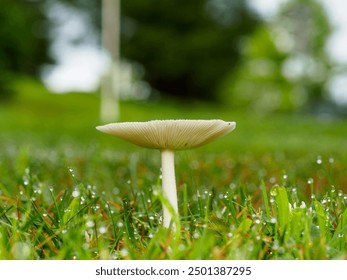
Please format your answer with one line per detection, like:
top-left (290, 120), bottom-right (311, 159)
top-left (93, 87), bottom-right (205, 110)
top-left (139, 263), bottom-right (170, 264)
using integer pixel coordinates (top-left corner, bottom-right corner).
top-left (0, 80), bottom-right (347, 260)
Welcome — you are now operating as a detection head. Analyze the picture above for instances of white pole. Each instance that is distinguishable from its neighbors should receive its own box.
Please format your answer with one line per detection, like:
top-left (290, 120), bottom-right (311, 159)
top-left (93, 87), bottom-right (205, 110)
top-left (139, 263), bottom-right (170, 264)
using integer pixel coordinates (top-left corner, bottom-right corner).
top-left (101, 0), bottom-right (120, 122)
top-left (161, 149), bottom-right (179, 228)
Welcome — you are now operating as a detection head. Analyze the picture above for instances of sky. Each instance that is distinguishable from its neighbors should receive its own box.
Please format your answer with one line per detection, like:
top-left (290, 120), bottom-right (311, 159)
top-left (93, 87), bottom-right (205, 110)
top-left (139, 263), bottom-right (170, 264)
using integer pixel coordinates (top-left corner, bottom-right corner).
top-left (42, 0), bottom-right (347, 103)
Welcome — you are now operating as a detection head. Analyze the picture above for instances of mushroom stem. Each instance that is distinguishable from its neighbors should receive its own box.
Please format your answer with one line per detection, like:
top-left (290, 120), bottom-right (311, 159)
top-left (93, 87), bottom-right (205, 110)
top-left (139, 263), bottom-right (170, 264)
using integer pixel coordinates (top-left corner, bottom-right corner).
top-left (161, 149), bottom-right (178, 228)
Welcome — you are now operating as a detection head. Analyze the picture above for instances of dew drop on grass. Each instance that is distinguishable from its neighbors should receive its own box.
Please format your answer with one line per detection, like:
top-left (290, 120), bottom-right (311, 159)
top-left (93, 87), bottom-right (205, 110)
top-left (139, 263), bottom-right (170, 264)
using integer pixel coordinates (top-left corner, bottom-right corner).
top-left (42, 213), bottom-right (48, 217)
top-left (269, 177), bottom-right (276, 184)
top-left (72, 190), bottom-right (80, 198)
top-left (99, 226), bottom-right (107, 234)
top-left (120, 249), bottom-right (128, 257)
top-left (86, 220), bottom-right (95, 228)
top-left (68, 167), bottom-right (75, 177)
top-left (316, 156), bottom-right (322, 165)
top-left (112, 188), bottom-right (120, 195)
top-left (307, 178), bottom-right (314, 185)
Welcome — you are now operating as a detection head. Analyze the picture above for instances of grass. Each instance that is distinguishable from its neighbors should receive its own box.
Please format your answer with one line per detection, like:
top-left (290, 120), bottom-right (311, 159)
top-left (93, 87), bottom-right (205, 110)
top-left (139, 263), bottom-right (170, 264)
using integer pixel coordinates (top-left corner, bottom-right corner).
top-left (0, 79), bottom-right (347, 259)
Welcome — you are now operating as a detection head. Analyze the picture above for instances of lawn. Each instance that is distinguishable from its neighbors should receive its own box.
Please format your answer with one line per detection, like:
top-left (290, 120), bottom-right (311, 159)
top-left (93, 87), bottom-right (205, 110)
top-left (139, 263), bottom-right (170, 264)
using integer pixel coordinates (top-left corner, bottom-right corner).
top-left (0, 79), bottom-right (347, 259)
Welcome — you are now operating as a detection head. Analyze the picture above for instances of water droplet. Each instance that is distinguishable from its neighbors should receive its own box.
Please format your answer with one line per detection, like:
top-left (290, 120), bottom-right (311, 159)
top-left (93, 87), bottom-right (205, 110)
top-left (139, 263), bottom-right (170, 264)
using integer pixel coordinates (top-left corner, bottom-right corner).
top-left (307, 178), bottom-right (314, 185)
top-left (72, 190), bottom-right (80, 198)
top-left (42, 213), bottom-right (48, 217)
top-left (178, 244), bottom-right (185, 251)
top-left (255, 219), bottom-right (261, 224)
top-left (68, 168), bottom-right (75, 177)
top-left (269, 177), bottom-right (276, 184)
top-left (86, 220), bottom-right (95, 228)
top-left (316, 156), bottom-right (322, 165)
top-left (283, 174), bottom-right (288, 180)
top-left (117, 222), bottom-right (124, 228)
top-left (99, 226), bottom-right (107, 234)
top-left (270, 187), bottom-right (278, 197)
top-left (120, 249), bottom-right (128, 257)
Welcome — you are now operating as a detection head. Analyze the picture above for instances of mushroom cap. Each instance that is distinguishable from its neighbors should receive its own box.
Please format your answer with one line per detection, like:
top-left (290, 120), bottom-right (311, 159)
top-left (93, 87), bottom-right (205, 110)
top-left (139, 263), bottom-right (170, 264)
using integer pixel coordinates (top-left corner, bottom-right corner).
top-left (96, 119), bottom-right (236, 150)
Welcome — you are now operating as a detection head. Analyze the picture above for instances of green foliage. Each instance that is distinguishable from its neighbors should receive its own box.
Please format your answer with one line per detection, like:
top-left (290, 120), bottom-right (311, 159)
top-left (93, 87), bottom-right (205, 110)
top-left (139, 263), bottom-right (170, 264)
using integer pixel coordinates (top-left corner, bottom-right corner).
top-left (0, 0), bottom-right (51, 99)
top-left (220, 0), bottom-right (334, 113)
top-left (121, 0), bottom-right (261, 100)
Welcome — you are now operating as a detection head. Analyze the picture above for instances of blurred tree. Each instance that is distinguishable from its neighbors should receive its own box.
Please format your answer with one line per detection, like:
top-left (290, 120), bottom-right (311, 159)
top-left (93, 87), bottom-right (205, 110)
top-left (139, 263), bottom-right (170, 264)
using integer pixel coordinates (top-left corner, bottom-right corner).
top-left (220, 0), bottom-right (333, 113)
top-left (0, 0), bottom-right (52, 100)
top-left (121, 0), bottom-right (260, 101)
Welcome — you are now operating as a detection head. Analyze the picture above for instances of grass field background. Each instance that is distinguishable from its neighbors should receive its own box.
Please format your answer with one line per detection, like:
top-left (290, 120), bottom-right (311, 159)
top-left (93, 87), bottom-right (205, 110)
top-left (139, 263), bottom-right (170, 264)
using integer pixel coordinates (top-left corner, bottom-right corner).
top-left (1, 79), bottom-right (347, 259)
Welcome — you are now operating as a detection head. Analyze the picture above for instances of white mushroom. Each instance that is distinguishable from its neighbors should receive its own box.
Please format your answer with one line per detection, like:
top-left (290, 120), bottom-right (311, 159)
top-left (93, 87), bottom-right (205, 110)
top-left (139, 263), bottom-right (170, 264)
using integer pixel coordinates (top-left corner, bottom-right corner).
top-left (96, 119), bottom-right (236, 228)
